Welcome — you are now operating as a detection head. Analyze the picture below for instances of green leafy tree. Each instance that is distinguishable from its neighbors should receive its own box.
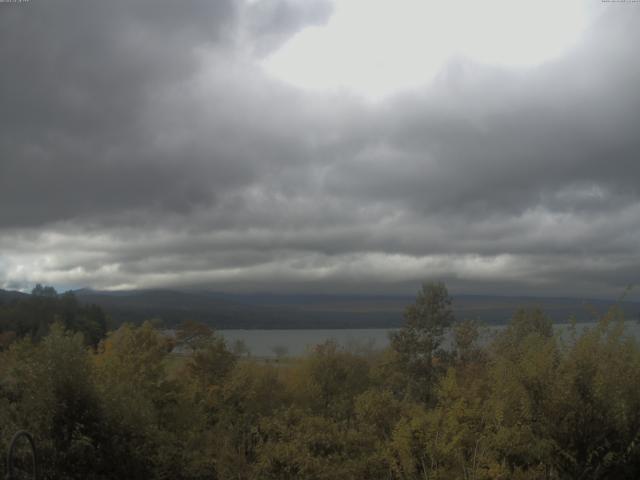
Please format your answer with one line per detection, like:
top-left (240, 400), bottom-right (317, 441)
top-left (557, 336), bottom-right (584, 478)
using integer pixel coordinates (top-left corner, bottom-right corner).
top-left (549, 310), bottom-right (640, 478)
top-left (0, 286), bottom-right (107, 347)
top-left (184, 331), bottom-right (237, 390)
top-left (213, 362), bottom-right (288, 479)
top-left (1, 324), bottom-right (106, 479)
top-left (288, 340), bottom-right (370, 421)
top-left (94, 322), bottom-right (194, 479)
top-left (453, 319), bottom-right (484, 367)
top-left (390, 281), bottom-right (455, 403)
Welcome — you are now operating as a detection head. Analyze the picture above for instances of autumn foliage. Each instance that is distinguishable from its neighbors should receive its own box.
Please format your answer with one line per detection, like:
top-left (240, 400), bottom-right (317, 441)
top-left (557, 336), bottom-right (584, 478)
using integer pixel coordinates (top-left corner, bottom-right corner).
top-left (1, 283), bottom-right (640, 479)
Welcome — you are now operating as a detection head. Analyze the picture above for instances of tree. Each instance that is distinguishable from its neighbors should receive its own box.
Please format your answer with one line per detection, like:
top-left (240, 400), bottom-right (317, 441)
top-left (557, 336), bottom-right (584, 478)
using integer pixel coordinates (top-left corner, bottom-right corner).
top-left (288, 340), bottom-right (370, 422)
top-left (2, 323), bottom-right (107, 479)
top-left (213, 361), bottom-right (288, 479)
top-left (93, 322), bottom-right (181, 478)
top-left (548, 310), bottom-right (640, 478)
top-left (390, 281), bottom-right (455, 403)
top-left (175, 320), bottom-right (214, 353)
top-left (453, 319), bottom-right (484, 367)
top-left (0, 287), bottom-right (107, 347)
top-left (185, 332), bottom-right (236, 389)
top-left (31, 284), bottom-right (58, 297)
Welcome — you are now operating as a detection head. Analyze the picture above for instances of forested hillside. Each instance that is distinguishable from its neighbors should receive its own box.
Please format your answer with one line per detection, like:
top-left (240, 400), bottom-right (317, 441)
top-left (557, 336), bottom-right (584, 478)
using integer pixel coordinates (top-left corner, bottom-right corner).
top-left (4, 287), bottom-right (636, 332)
top-left (0, 285), bottom-right (108, 349)
top-left (1, 283), bottom-right (640, 479)
top-left (74, 288), bottom-right (640, 329)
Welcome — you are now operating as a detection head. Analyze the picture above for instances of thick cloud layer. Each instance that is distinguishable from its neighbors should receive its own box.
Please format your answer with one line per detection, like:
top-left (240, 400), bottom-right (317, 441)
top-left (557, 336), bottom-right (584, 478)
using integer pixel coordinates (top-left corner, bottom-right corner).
top-left (1, 1), bottom-right (639, 299)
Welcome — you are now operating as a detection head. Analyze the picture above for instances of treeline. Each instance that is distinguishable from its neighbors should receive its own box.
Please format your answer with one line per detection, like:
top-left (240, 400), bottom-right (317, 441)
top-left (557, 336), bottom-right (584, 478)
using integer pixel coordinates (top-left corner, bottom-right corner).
top-left (0, 285), bottom-right (108, 349)
top-left (1, 283), bottom-right (640, 479)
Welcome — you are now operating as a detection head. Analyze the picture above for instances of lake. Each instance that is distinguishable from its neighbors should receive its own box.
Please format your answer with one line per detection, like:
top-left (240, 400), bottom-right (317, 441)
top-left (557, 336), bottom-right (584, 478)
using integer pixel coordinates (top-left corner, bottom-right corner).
top-left (219, 320), bottom-right (640, 357)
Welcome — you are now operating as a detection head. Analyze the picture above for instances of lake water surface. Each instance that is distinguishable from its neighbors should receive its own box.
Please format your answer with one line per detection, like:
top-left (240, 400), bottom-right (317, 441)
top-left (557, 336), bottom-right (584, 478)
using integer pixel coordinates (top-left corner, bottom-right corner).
top-left (219, 321), bottom-right (640, 357)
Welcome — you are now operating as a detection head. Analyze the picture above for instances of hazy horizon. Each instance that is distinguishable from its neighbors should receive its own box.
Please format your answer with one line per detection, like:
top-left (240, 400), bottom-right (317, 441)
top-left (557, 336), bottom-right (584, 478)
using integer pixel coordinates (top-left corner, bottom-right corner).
top-left (6, 284), bottom-right (639, 306)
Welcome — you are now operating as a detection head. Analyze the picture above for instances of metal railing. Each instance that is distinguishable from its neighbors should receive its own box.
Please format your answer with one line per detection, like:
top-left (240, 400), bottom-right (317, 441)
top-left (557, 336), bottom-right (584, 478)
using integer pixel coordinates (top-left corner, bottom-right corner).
top-left (5, 431), bottom-right (38, 480)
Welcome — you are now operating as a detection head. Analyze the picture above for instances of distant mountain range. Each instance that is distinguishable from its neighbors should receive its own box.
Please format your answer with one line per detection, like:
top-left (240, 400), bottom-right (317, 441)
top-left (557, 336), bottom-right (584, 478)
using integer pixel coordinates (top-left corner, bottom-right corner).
top-left (74, 289), bottom-right (640, 329)
top-left (0, 289), bottom-right (28, 303)
top-left (1, 287), bottom-right (638, 329)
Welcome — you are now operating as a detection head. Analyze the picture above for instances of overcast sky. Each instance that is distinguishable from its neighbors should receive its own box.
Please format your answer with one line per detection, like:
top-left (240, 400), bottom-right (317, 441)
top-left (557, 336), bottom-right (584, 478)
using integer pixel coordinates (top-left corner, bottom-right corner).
top-left (1, 0), bottom-right (639, 299)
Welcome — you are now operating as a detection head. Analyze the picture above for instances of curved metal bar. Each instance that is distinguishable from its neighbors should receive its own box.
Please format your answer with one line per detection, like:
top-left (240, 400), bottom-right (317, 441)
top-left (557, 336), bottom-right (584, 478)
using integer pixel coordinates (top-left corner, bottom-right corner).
top-left (5, 430), bottom-right (38, 480)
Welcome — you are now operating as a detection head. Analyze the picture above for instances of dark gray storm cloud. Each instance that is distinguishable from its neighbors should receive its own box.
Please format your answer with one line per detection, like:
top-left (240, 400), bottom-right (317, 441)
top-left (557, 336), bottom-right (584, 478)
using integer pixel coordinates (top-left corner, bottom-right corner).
top-left (1, 1), bottom-right (639, 298)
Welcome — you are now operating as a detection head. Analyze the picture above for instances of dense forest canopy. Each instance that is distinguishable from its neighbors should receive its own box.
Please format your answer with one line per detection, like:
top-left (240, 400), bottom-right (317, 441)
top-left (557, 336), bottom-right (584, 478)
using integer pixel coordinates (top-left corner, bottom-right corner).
top-left (0, 285), bottom-right (108, 349)
top-left (1, 282), bottom-right (640, 479)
